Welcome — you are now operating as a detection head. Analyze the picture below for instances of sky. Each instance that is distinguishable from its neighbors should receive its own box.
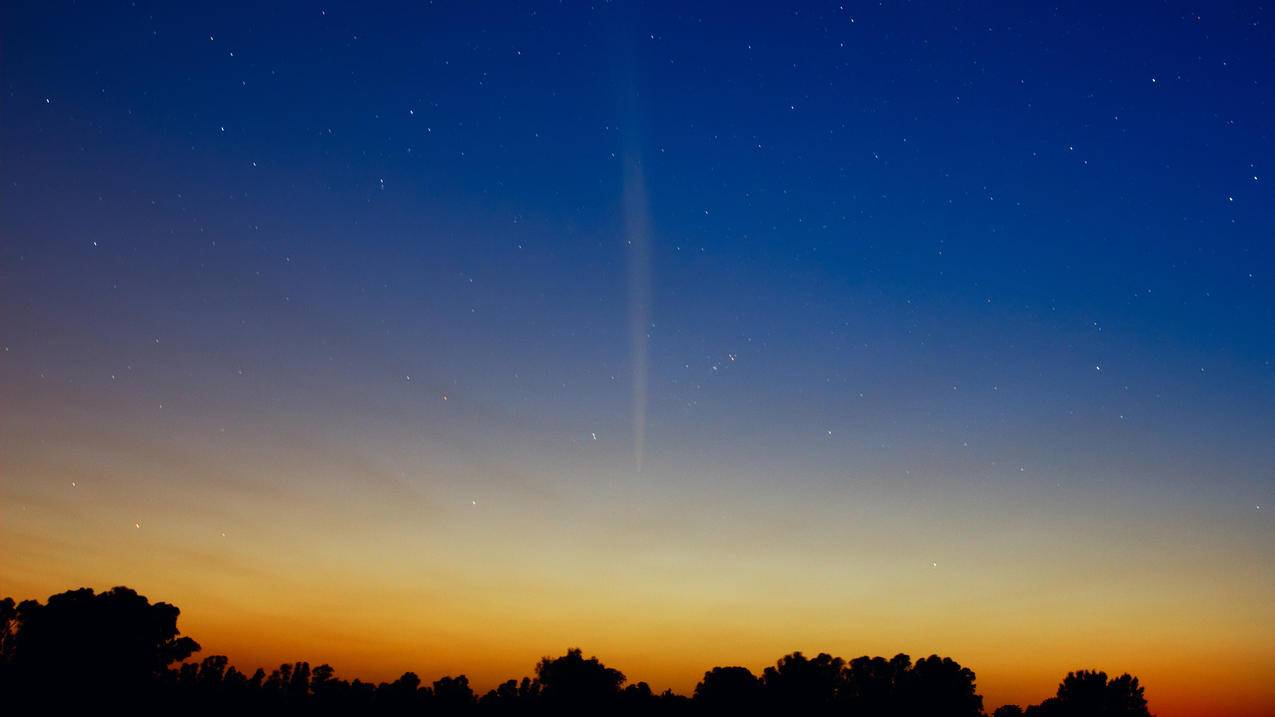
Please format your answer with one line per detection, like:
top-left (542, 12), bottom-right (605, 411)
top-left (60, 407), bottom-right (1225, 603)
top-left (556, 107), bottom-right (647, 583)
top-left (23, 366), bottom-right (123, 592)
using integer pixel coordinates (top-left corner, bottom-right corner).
top-left (1, 2), bottom-right (1273, 714)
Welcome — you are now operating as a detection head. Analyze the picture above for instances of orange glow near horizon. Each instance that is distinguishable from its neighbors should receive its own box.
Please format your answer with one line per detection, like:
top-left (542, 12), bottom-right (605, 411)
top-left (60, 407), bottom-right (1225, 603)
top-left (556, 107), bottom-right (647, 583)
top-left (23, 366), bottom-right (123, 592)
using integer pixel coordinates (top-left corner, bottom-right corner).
top-left (3, 442), bottom-right (1273, 716)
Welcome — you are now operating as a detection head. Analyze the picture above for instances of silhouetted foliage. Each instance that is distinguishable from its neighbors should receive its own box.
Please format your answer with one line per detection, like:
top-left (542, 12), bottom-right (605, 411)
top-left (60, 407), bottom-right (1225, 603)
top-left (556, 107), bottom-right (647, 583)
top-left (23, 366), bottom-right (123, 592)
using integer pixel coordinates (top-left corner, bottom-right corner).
top-left (904, 654), bottom-right (984, 716)
top-left (762, 650), bottom-right (845, 711)
top-left (432, 674), bottom-right (478, 713)
top-left (0, 586), bottom-right (198, 710)
top-left (1024, 669), bottom-right (1151, 717)
top-left (0, 586), bottom-right (1156, 717)
top-left (0, 597), bottom-right (16, 659)
top-left (534, 647), bottom-right (625, 713)
top-left (694, 665), bottom-right (761, 712)
top-left (479, 676), bottom-right (540, 714)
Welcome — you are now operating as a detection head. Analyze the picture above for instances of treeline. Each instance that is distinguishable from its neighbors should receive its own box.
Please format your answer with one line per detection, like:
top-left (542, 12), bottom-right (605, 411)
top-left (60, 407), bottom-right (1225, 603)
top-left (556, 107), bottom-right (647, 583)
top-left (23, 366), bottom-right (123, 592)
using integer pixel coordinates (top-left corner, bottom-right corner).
top-left (0, 586), bottom-right (1151, 716)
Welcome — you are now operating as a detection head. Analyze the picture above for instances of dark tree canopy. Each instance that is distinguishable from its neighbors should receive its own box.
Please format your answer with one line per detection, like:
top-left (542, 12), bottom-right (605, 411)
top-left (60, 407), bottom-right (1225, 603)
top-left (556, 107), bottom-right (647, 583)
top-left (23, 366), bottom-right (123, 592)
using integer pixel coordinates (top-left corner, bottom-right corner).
top-left (752, 650), bottom-right (984, 716)
top-left (1025, 669), bottom-right (1151, 717)
top-left (904, 654), bottom-right (984, 716)
top-left (1, 586), bottom-right (198, 709)
top-left (762, 650), bottom-right (846, 711)
top-left (693, 665), bottom-right (761, 711)
top-left (0, 586), bottom-right (1154, 717)
top-left (534, 647), bottom-right (625, 708)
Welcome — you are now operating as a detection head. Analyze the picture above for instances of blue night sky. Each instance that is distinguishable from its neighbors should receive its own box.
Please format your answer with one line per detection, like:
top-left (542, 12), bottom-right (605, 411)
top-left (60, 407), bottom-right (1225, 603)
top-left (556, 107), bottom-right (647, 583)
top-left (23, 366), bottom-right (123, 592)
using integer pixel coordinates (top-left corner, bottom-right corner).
top-left (2, 3), bottom-right (1273, 715)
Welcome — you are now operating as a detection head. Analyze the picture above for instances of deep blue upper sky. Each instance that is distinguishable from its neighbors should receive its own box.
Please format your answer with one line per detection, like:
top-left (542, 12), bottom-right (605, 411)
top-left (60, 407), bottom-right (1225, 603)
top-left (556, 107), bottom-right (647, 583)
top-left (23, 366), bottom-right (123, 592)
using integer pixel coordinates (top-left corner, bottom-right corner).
top-left (7, 1), bottom-right (1272, 481)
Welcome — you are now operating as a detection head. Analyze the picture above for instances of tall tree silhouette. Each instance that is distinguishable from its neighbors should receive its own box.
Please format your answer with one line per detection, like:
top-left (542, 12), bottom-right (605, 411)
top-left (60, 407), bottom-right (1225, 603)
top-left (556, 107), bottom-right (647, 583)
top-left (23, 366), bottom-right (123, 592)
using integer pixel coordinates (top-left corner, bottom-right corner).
top-left (2, 586), bottom-right (199, 710)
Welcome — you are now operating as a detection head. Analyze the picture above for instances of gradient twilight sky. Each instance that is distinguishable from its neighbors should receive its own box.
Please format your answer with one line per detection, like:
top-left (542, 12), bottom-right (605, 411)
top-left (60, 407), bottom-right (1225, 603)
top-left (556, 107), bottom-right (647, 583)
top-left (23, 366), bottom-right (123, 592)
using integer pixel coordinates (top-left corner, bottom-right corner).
top-left (2, 2), bottom-right (1273, 715)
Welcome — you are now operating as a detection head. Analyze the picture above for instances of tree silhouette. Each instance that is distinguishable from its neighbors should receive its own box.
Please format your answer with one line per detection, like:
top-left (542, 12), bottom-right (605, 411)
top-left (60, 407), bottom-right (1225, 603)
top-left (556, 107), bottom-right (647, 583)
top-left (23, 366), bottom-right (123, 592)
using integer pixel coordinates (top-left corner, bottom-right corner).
top-left (902, 654), bottom-right (984, 716)
top-left (2, 586), bottom-right (198, 710)
top-left (0, 597), bottom-right (15, 659)
top-left (693, 665), bottom-right (762, 712)
top-left (374, 671), bottom-right (423, 713)
top-left (534, 647), bottom-right (625, 711)
top-left (0, 597), bottom-right (15, 693)
top-left (432, 674), bottom-right (478, 713)
top-left (1025, 669), bottom-right (1151, 717)
top-left (841, 653), bottom-right (911, 711)
top-left (0, 586), bottom-right (1159, 717)
top-left (480, 676), bottom-right (541, 713)
top-left (761, 651), bottom-right (845, 712)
